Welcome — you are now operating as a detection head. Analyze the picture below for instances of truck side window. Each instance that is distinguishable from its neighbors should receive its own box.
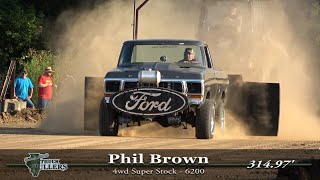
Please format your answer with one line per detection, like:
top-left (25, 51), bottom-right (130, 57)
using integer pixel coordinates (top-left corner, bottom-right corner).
top-left (204, 46), bottom-right (213, 68)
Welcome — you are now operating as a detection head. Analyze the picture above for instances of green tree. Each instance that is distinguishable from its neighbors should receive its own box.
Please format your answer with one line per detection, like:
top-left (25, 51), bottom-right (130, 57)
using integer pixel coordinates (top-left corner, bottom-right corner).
top-left (0, 0), bottom-right (44, 73)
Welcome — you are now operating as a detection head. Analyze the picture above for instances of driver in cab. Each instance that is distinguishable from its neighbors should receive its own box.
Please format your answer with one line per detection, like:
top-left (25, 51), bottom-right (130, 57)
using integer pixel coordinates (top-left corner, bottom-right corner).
top-left (179, 48), bottom-right (198, 63)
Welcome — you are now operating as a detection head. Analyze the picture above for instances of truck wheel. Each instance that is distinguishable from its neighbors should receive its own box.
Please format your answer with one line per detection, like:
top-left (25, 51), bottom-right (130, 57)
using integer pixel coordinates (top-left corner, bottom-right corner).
top-left (99, 98), bottom-right (119, 136)
top-left (216, 100), bottom-right (225, 135)
top-left (196, 100), bottom-right (215, 139)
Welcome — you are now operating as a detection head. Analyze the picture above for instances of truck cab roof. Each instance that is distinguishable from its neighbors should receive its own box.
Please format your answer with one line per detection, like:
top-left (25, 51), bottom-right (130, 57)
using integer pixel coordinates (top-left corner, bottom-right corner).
top-left (123, 39), bottom-right (207, 46)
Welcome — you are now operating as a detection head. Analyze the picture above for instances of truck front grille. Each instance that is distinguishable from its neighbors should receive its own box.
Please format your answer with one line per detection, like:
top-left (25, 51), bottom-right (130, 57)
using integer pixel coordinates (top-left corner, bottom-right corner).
top-left (123, 81), bottom-right (183, 92)
top-left (107, 81), bottom-right (202, 94)
top-left (159, 82), bottom-right (183, 92)
top-left (124, 82), bottom-right (138, 89)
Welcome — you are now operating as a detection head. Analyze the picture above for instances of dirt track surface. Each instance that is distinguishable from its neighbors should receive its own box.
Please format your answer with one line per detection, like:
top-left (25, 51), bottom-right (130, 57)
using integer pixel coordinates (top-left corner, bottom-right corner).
top-left (0, 127), bottom-right (319, 149)
top-left (0, 110), bottom-right (319, 149)
top-left (0, 128), bottom-right (319, 180)
top-left (1, 121), bottom-right (319, 179)
top-left (1, 110), bottom-right (319, 149)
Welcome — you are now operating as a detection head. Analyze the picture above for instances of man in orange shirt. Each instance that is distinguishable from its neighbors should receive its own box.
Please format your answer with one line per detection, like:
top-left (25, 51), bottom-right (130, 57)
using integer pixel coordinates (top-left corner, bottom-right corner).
top-left (38, 67), bottom-right (57, 109)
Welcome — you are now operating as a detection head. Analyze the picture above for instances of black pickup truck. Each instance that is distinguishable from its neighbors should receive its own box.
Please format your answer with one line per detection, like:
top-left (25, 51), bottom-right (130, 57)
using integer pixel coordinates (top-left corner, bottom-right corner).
top-left (84, 39), bottom-right (279, 139)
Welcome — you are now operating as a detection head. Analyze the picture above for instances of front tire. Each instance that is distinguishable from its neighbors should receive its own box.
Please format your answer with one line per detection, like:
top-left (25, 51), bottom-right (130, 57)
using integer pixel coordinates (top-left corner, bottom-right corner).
top-left (99, 98), bottom-right (119, 136)
top-left (196, 100), bottom-right (215, 139)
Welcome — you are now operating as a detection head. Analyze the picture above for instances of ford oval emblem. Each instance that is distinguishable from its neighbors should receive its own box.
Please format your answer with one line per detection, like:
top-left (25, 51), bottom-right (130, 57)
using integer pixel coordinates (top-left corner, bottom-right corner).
top-left (110, 88), bottom-right (189, 116)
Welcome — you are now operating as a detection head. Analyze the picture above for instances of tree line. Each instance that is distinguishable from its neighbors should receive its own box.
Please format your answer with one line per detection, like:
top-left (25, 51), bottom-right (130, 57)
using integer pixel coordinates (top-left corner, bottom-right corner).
top-left (0, 0), bottom-right (114, 74)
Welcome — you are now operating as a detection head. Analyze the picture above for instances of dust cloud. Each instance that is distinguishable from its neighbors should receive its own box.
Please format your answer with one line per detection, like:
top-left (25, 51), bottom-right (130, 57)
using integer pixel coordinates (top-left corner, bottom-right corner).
top-left (263, 1), bottom-right (320, 140)
top-left (230, 0), bottom-right (320, 139)
top-left (39, 0), bottom-right (319, 140)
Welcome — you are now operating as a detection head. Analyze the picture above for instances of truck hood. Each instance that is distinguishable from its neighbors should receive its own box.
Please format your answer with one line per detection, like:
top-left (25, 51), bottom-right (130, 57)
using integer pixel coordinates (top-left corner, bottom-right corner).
top-left (105, 62), bottom-right (204, 80)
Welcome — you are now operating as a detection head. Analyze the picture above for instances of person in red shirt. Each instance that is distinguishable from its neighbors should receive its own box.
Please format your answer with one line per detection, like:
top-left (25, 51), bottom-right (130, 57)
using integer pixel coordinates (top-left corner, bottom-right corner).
top-left (38, 67), bottom-right (57, 109)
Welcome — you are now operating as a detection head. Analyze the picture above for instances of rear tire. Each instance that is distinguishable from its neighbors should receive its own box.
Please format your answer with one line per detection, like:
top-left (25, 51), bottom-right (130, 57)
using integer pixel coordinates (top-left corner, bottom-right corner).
top-left (99, 98), bottom-right (119, 136)
top-left (196, 100), bottom-right (215, 139)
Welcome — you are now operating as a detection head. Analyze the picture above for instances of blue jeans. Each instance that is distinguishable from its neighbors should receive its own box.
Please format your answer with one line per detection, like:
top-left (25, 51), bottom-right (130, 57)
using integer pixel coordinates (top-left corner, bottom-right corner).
top-left (38, 98), bottom-right (51, 109)
top-left (18, 98), bottom-right (35, 108)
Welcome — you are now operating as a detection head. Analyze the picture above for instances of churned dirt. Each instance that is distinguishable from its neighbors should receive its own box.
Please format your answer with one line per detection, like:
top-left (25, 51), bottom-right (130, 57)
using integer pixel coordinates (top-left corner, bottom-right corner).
top-left (0, 119), bottom-right (319, 179)
top-left (0, 110), bottom-right (319, 149)
top-left (0, 109), bottom-right (46, 128)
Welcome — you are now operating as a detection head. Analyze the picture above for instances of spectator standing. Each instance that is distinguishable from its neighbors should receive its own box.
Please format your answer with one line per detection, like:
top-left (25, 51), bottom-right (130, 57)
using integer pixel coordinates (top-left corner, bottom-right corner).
top-left (14, 68), bottom-right (35, 108)
top-left (38, 67), bottom-right (56, 108)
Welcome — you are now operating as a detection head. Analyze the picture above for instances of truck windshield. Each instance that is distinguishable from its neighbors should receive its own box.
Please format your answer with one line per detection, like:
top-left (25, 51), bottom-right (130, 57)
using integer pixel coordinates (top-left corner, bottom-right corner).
top-left (118, 44), bottom-right (204, 66)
